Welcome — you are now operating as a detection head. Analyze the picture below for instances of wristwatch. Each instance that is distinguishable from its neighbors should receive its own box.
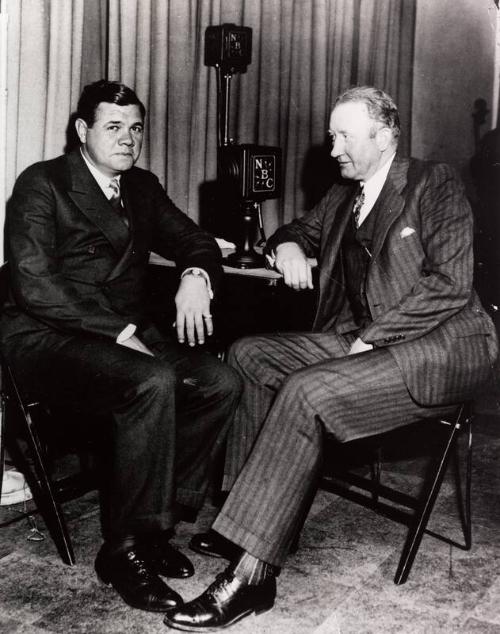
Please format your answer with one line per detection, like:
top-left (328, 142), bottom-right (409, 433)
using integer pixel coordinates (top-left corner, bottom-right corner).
top-left (181, 267), bottom-right (214, 299)
top-left (183, 267), bottom-right (204, 277)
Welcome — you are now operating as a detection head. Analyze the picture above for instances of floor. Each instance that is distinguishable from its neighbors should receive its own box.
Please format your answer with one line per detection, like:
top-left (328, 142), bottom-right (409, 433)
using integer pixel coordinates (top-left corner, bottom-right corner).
top-left (1, 387), bottom-right (499, 634)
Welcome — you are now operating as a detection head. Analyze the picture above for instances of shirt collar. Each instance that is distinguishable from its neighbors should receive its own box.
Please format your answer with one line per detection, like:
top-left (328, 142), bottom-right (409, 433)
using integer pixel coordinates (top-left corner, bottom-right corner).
top-left (360, 152), bottom-right (396, 200)
top-left (354, 153), bottom-right (396, 227)
top-left (80, 147), bottom-right (121, 199)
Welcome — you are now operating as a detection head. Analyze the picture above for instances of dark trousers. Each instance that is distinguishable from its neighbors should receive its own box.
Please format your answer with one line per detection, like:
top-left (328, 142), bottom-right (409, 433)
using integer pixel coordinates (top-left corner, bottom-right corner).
top-left (214, 333), bottom-right (456, 566)
top-left (8, 334), bottom-right (242, 540)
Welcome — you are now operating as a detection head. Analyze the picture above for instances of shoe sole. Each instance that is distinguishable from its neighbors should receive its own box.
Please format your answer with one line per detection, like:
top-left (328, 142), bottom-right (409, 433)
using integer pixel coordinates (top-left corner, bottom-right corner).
top-left (164, 603), bottom-right (274, 631)
top-left (154, 568), bottom-right (194, 579)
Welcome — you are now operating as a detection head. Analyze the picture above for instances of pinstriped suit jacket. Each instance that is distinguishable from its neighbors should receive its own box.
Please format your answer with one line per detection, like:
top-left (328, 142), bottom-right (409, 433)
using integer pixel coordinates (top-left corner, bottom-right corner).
top-left (267, 157), bottom-right (498, 407)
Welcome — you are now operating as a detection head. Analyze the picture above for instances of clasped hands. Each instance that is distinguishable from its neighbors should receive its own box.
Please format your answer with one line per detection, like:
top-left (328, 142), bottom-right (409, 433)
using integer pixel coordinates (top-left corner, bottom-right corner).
top-left (273, 242), bottom-right (373, 355)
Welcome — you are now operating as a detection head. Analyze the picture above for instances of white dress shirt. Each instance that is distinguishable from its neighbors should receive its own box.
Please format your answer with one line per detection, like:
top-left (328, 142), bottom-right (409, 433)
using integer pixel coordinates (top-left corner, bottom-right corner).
top-left (357, 152), bottom-right (396, 226)
top-left (80, 149), bottom-right (121, 200)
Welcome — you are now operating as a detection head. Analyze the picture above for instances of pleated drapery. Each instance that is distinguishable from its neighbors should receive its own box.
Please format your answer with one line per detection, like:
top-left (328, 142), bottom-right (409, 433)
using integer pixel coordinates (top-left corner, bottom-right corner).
top-left (1, 0), bottom-right (416, 246)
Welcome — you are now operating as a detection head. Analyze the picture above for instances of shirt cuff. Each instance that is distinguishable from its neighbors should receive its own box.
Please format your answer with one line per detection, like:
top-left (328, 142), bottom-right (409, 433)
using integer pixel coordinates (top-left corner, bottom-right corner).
top-left (116, 323), bottom-right (137, 343)
top-left (181, 267), bottom-right (214, 299)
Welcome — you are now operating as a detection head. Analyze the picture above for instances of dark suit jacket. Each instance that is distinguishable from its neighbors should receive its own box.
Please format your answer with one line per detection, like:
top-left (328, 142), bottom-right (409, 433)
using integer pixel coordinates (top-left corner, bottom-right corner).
top-left (266, 157), bottom-right (498, 406)
top-left (0, 149), bottom-right (222, 356)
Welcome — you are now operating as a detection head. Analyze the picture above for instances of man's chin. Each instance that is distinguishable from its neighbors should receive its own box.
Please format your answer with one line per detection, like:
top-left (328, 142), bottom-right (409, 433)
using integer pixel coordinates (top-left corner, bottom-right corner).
top-left (339, 166), bottom-right (354, 180)
top-left (112, 156), bottom-right (136, 171)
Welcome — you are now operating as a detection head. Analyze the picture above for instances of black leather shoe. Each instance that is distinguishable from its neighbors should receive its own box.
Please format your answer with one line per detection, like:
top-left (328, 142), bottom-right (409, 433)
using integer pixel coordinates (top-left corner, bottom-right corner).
top-left (95, 546), bottom-right (183, 612)
top-left (164, 569), bottom-right (276, 631)
top-left (189, 530), bottom-right (241, 561)
top-left (142, 541), bottom-right (194, 579)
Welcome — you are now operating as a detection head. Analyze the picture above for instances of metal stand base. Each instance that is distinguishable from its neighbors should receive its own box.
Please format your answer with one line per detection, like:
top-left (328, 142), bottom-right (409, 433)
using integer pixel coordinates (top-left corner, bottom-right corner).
top-left (226, 249), bottom-right (265, 269)
top-left (226, 200), bottom-right (265, 269)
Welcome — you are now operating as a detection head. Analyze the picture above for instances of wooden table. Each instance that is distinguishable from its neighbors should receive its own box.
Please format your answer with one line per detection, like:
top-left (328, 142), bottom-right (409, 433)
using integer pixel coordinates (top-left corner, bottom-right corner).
top-left (149, 250), bottom-right (283, 284)
top-left (147, 251), bottom-right (317, 346)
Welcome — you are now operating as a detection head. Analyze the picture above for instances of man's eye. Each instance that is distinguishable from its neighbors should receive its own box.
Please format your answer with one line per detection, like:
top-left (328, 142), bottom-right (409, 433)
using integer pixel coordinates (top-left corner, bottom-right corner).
top-left (107, 125), bottom-right (119, 131)
top-left (132, 126), bottom-right (143, 134)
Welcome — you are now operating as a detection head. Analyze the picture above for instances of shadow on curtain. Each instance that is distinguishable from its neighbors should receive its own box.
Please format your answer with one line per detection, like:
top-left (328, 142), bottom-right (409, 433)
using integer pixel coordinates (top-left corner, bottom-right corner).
top-left (2, 0), bottom-right (416, 244)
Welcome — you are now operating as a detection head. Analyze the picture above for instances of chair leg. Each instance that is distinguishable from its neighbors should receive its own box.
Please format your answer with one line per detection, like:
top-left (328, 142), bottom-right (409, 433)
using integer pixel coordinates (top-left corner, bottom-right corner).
top-left (0, 393), bottom-right (6, 500)
top-left (5, 394), bottom-right (75, 565)
top-left (393, 416), bottom-right (462, 585)
top-left (370, 447), bottom-right (382, 505)
top-left (463, 419), bottom-right (472, 550)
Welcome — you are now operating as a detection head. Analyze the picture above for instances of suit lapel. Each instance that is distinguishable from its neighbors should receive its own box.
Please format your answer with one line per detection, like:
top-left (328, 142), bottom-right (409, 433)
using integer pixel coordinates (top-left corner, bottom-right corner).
top-left (369, 157), bottom-right (409, 260)
top-left (66, 150), bottom-right (131, 254)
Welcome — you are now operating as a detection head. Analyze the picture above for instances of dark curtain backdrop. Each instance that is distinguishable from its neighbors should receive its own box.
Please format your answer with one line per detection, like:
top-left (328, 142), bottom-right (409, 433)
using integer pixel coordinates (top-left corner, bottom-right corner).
top-left (2, 0), bottom-right (416, 241)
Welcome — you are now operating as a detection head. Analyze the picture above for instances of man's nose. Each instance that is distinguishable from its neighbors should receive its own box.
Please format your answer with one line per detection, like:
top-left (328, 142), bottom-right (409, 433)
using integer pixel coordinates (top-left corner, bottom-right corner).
top-left (330, 137), bottom-right (343, 158)
top-left (119, 129), bottom-right (134, 146)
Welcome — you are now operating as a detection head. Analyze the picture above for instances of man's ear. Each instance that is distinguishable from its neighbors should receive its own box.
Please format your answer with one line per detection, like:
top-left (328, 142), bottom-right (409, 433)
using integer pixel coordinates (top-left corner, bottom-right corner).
top-left (75, 118), bottom-right (88, 144)
top-left (376, 127), bottom-right (393, 152)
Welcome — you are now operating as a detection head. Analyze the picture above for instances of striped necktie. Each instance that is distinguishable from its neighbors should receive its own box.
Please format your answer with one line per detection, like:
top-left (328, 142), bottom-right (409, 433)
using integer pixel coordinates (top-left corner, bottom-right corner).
top-left (108, 177), bottom-right (121, 209)
top-left (352, 185), bottom-right (365, 228)
top-left (108, 178), bottom-right (129, 227)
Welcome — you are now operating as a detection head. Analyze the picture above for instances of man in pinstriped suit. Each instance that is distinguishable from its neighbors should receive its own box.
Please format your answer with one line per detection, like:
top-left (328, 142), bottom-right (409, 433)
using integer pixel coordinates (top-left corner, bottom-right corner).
top-left (165, 86), bottom-right (498, 631)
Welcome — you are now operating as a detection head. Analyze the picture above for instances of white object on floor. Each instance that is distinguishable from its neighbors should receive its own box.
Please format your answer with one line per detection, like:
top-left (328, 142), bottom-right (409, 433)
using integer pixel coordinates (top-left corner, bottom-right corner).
top-left (0, 470), bottom-right (33, 505)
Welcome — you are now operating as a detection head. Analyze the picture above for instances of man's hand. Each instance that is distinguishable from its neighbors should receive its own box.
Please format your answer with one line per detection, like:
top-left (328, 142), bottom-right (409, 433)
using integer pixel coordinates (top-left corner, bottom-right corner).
top-left (274, 242), bottom-right (314, 290)
top-left (348, 337), bottom-right (373, 355)
top-left (175, 275), bottom-right (213, 346)
top-left (117, 334), bottom-right (154, 356)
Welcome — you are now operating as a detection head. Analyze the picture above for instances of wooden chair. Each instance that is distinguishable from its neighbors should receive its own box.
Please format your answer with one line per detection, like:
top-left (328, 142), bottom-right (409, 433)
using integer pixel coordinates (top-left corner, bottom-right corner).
top-left (0, 263), bottom-right (98, 565)
top-left (320, 402), bottom-right (473, 584)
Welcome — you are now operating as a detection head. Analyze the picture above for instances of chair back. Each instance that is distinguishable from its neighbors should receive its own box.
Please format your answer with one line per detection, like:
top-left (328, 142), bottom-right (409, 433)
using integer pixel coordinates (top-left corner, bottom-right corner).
top-left (0, 263), bottom-right (8, 311)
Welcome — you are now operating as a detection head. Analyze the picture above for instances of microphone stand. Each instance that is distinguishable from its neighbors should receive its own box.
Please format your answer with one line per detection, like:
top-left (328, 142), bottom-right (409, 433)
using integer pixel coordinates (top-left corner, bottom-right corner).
top-left (216, 66), bottom-right (264, 269)
top-left (226, 201), bottom-right (264, 269)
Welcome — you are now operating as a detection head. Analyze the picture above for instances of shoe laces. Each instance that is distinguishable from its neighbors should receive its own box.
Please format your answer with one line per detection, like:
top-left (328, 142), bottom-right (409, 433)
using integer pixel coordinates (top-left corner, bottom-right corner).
top-left (126, 549), bottom-right (155, 581)
top-left (206, 572), bottom-right (240, 604)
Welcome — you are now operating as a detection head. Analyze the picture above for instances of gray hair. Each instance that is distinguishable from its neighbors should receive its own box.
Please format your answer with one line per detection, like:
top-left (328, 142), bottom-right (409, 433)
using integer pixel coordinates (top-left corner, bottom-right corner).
top-left (335, 86), bottom-right (400, 140)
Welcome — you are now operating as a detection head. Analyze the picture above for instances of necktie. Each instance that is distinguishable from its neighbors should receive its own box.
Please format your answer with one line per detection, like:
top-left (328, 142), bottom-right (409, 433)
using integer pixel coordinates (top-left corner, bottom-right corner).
top-left (108, 178), bottom-right (129, 227)
top-left (352, 186), bottom-right (365, 228)
top-left (108, 177), bottom-right (121, 209)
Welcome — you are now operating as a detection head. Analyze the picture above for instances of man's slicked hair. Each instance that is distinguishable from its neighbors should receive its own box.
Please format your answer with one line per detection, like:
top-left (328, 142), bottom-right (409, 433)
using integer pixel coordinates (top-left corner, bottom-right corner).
top-left (335, 86), bottom-right (400, 140)
top-left (76, 79), bottom-right (146, 126)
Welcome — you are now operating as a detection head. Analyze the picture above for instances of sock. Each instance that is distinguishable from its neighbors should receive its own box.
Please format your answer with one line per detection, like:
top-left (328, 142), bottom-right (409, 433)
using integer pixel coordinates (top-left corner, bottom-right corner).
top-left (232, 551), bottom-right (274, 585)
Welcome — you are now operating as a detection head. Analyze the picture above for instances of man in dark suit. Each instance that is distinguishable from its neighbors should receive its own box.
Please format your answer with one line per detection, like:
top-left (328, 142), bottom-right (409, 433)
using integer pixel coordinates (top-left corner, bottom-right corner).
top-left (0, 80), bottom-right (242, 613)
top-left (166, 86), bottom-right (499, 631)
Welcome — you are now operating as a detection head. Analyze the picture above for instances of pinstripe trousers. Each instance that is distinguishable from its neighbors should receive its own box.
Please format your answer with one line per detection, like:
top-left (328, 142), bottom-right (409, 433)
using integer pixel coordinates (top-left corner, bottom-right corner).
top-left (213, 332), bottom-right (457, 566)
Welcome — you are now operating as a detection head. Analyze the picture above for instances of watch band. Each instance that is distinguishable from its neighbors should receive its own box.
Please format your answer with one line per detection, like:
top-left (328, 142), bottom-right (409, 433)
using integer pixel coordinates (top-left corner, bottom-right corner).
top-left (181, 267), bottom-right (214, 299)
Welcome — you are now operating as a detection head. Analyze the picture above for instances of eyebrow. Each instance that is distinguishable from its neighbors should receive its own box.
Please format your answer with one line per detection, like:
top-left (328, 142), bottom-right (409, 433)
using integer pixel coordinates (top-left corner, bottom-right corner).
top-left (105, 119), bottom-right (143, 127)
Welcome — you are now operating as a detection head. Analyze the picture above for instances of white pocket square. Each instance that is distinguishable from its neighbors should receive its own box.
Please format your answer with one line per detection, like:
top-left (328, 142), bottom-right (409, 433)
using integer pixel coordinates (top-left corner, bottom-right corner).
top-left (400, 227), bottom-right (416, 238)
